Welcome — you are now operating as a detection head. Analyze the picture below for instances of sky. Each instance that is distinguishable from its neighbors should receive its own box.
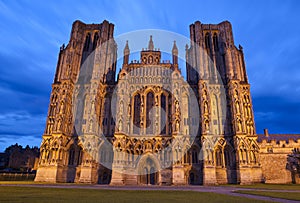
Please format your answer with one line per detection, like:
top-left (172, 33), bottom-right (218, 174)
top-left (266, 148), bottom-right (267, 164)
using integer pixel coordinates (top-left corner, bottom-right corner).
top-left (0, 0), bottom-right (300, 151)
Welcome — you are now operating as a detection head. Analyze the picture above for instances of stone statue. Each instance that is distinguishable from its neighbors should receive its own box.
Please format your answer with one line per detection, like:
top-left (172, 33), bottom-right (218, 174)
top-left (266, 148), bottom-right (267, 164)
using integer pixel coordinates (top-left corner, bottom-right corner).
top-left (204, 120), bottom-right (209, 131)
top-left (204, 101), bottom-right (208, 114)
top-left (175, 120), bottom-right (180, 132)
top-left (118, 120), bottom-right (122, 131)
top-left (247, 106), bottom-right (251, 118)
top-left (128, 104), bottom-right (131, 116)
top-left (235, 102), bottom-right (240, 114)
top-left (89, 121), bottom-right (93, 132)
top-left (155, 95), bottom-right (158, 106)
top-left (141, 100), bottom-right (144, 114)
top-left (46, 123), bottom-right (51, 134)
top-left (59, 101), bottom-right (64, 114)
top-left (202, 91), bottom-right (207, 100)
top-left (237, 119), bottom-right (242, 132)
top-left (175, 100), bottom-right (180, 114)
top-left (119, 101), bottom-right (123, 114)
top-left (57, 119), bottom-right (62, 131)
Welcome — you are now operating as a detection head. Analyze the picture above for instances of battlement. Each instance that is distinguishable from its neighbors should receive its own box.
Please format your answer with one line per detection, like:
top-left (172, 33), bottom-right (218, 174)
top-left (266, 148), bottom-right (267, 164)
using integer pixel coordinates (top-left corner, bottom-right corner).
top-left (258, 129), bottom-right (300, 153)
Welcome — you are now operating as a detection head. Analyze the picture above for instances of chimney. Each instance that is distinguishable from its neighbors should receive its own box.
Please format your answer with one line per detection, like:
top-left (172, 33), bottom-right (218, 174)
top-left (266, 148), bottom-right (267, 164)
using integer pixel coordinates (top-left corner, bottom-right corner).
top-left (264, 129), bottom-right (269, 137)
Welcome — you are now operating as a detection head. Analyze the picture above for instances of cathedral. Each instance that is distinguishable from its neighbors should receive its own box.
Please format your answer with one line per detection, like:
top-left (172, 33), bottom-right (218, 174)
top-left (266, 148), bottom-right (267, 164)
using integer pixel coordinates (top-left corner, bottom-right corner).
top-left (35, 20), bottom-right (300, 185)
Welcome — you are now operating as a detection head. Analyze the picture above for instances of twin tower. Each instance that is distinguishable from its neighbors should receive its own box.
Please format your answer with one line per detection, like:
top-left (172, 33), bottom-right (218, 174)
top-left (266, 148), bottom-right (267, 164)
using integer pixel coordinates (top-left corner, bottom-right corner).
top-left (35, 20), bottom-right (263, 185)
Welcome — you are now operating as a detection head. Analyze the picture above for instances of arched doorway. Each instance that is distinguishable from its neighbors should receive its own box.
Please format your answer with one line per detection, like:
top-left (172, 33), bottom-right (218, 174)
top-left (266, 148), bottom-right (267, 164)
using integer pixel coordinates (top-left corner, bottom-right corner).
top-left (189, 172), bottom-right (195, 185)
top-left (98, 169), bottom-right (112, 184)
top-left (150, 167), bottom-right (156, 185)
top-left (138, 156), bottom-right (159, 185)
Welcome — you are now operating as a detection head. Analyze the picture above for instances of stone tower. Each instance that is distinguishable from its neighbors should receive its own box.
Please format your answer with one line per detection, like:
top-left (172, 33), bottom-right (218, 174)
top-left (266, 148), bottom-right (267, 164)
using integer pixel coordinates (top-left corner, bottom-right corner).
top-left (186, 21), bottom-right (262, 184)
top-left (35, 20), bottom-right (117, 183)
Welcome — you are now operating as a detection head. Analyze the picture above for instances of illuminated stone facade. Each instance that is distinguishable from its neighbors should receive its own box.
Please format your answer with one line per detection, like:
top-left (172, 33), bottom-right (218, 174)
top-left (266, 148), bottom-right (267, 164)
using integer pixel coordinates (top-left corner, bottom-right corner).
top-left (35, 19), bottom-right (299, 185)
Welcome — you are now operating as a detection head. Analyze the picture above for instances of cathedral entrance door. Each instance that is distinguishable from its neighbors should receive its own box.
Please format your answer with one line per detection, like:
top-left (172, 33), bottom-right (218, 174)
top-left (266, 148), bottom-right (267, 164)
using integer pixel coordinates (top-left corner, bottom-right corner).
top-left (150, 167), bottom-right (156, 185)
top-left (138, 156), bottom-right (158, 185)
top-left (189, 172), bottom-right (195, 185)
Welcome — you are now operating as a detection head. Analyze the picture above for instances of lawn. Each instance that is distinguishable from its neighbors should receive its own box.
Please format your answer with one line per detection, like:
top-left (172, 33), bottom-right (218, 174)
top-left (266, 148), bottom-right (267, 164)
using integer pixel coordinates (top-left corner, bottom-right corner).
top-left (235, 190), bottom-right (300, 201)
top-left (0, 181), bottom-right (89, 185)
top-left (0, 186), bottom-right (269, 203)
top-left (225, 183), bottom-right (300, 191)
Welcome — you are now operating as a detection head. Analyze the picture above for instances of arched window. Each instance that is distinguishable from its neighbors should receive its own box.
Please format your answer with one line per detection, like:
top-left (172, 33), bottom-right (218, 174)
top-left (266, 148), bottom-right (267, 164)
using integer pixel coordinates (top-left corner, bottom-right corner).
top-left (239, 144), bottom-right (248, 163)
top-left (205, 33), bottom-right (210, 50)
top-left (68, 146), bottom-right (75, 165)
top-left (250, 145), bottom-right (258, 164)
top-left (93, 32), bottom-right (99, 50)
top-left (133, 94), bottom-right (141, 134)
top-left (84, 33), bottom-right (91, 51)
top-left (146, 92), bottom-right (154, 134)
top-left (160, 94), bottom-right (166, 134)
top-left (77, 147), bottom-right (83, 165)
top-left (191, 148), bottom-right (198, 163)
top-left (103, 95), bottom-right (111, 135)
top-left (168, 94), bottom-right (172, 134)
top-left (184, 149), bottom-right (191, 164)
top-left (213, 33), bottom-right (219, 51)
top-left (215, 147), bottom-right (223, 166)
top-left (224, 146), bottom-right (232, 167)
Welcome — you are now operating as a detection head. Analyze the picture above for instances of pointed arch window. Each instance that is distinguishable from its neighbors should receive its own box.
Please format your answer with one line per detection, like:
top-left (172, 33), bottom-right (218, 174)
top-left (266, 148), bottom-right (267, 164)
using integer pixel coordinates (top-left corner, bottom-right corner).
top-left (213, 33), bottom-right (219, 51)
top-left (205, 33), bottom-right (210, 50)
top-left (146, 92), bottom-right (154, 134)
top-left (250, 144), bottom-right (258, 164)
top-left (224, 146), bottom-right (232, 167)
top-left (77, 147), bottom-right (83, 165)
top-left (84, 33), bottom-right (91, 51)
top-left (160, 94), bottom-right (166, 134)
top-left (68, 146), bottom-right (75, 165)
top-left (191, 148), bottom-right (198, 163)
top-left (168, 94), bottom-right (172, 134)
top-left (133, 94), bottom-right (141, 134)
top-left (215, 147), bottom-right (223, 166)
top-left (93, 32), bottom-right (99, 50)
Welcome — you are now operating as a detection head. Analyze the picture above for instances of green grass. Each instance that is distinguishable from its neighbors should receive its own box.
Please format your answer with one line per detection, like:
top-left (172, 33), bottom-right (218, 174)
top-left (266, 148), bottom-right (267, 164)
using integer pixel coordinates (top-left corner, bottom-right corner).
top-left (0, 181), bottom-right (91, 186)
top-left (0, 181), bottom-right (36, 185)
top-left (0, 186), bottom-right (269, 203)
top-left (235, 190), bottom-right (300, 201)
top-left (224, 183), bottom-right (300, 190)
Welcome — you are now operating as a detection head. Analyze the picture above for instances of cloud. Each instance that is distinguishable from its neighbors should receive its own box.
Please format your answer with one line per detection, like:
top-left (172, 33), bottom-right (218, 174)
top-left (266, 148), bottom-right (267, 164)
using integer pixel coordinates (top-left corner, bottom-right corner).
top-left (0, 111), bottom-right (45, 151)
top-left (253, 95), bottom-right (300, 134)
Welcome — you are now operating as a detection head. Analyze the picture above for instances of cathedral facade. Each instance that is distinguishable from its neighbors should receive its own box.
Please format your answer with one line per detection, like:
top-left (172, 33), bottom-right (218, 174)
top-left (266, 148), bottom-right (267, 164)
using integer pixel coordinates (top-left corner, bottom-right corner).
top-left (34, 19), bottom-right (265, 185)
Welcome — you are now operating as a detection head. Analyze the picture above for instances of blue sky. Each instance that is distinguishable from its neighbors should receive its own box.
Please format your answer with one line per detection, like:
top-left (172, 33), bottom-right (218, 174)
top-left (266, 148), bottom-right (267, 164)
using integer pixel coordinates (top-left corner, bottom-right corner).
top-left (0, 0), bottom-right (300, 151)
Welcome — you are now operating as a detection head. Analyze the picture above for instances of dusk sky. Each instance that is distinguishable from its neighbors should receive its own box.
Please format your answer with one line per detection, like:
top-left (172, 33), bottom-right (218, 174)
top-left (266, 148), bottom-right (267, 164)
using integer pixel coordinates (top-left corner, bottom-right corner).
top-left (0, 0), bottom-right (300, 151)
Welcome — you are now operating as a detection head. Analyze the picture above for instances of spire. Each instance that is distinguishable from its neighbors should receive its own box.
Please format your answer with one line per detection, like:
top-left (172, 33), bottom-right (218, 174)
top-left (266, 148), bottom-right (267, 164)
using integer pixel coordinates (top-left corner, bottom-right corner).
top-left (123, 40), bottom-right (130, 65)
top-left (148, 35), bottom-right (154, 51)
top-left (124, 40), bottom-right (130, 54)
top-left (172, 40), bottom-right (178, 65)
top-left (172, 40), bottom-right (178, 54)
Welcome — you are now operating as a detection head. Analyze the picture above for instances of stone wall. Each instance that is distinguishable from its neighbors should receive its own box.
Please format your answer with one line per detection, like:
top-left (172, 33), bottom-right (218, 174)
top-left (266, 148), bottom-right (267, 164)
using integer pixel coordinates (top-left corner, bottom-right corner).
top-left (260, 153), bottom-right (292, 183)
top-left (258, 132), bottom-right (300, 184)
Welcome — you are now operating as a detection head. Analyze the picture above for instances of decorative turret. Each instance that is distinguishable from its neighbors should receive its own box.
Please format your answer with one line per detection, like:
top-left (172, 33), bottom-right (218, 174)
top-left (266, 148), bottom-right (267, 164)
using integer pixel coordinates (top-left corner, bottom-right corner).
top-left (172, 40), bottom-right (178, 65)
top-left (123, 40), bottom-right (130, 65)
top-left (148, 35), bottom-right (154, 51)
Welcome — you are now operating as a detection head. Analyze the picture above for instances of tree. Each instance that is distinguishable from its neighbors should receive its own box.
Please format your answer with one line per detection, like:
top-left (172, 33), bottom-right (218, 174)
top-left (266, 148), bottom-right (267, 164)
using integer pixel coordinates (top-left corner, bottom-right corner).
top-left (287, 148), bottom-right (300, 184)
